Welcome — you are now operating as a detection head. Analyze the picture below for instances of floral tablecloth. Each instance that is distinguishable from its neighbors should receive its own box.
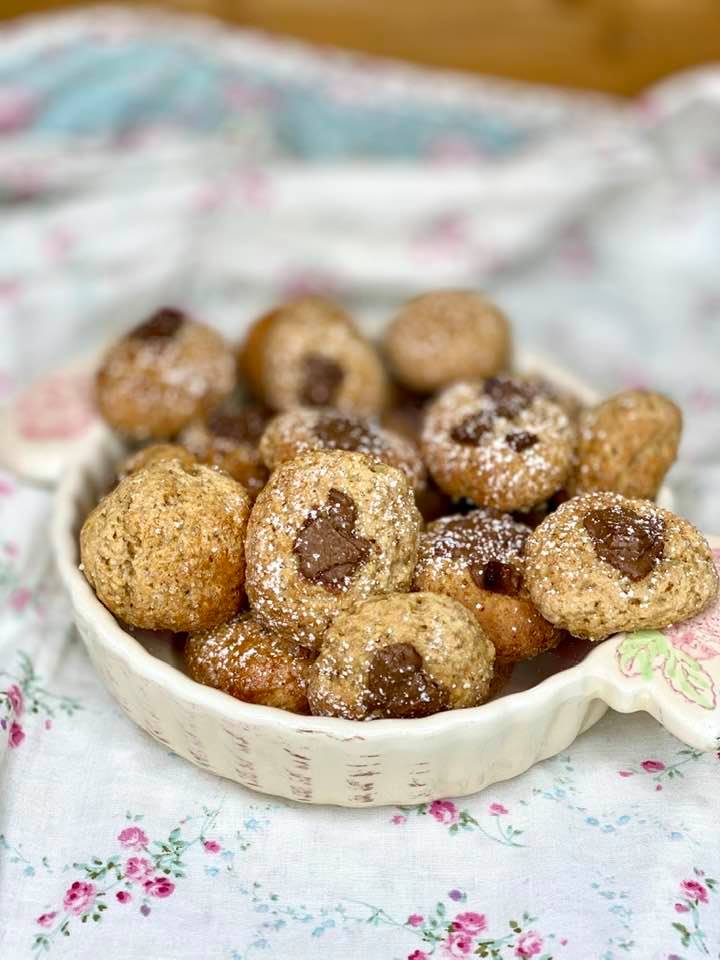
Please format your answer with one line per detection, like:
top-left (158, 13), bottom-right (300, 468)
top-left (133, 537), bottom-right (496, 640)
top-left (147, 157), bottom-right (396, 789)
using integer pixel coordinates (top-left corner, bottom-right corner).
top-left (1, 9), bottom-right (720, 959)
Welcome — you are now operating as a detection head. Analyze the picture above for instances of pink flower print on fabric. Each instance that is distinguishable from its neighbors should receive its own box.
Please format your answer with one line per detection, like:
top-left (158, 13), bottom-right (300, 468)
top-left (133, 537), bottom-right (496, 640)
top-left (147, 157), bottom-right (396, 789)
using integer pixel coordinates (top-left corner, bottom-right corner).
top-left (428, 800), bottom-right (459, 825)
top-left (680, 879), bottom-right (708, 903)
top-left (641, 760), bottom-right (665, 773)
top-left (406, 914), bottom-right (424, 927)
top-left (489, 803), bottom-right (508, 816)
top-left (408, 952), bottom-right (429, 960)
top-left (116, 891), bottom-right (132, 904)
top-left (8, 721), bottom-right (25, 748)
top-left (63, 881), bottom-right (96, 916)
top-left (9, 588), bottom-right (32, 613)
top-left (441, 930), bottom-right (475, 957)
top-left (203, 840), bottom-right (221, 853)
top-left (118, 826), bottom-right (149, 850)
top-left (16, 372), bottom-right (95, 442)
top-left (143, 877), bottom-right (175, 898)
top-left (6, 684), bottom-right (23, 716)
top-left (666, 552), bottom-right (720, 660)
top-left (124, 856), bottom-right (154, 882)
top-left (36, 912), bottom-right (57, 928)
top-left (452, 912), bottom-right (487, 934)
top-left (515, 930), bottom-right (544, 957)
top-left (0, 87), bottom-right (36, 133)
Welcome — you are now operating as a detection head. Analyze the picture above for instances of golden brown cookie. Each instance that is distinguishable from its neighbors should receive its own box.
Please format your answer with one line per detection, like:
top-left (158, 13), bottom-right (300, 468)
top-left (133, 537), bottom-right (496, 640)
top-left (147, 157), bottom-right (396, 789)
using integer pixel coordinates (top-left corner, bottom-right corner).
top-left (573, 389), bottom-right (682, 499)
top-left (413, 509), bottom-right (563, 663)
top-left (185, 613), bottom-right (314, 713)
top-left (118, 443), bottom-right (196, 481)
top-left (96, 308), bottom-right (235, 440)
top-left (422, 376), bottom-right (576, 511)
top-left (307, 592), bottom-right (495, 719)
top-left (238, 297), bottom-right (388, 415)
top-left (525, 492), bottom-right (718, 640)
top-left (80, 459), bottom-right (251, 632)
top-left (245, 450), bottom-right (422, 648)
top-left (384, 290), bottom-right (511, 393)
top-left (180, 403), bottom-right (271, 499)
top-left (259, 408), bottom-right (426, 493)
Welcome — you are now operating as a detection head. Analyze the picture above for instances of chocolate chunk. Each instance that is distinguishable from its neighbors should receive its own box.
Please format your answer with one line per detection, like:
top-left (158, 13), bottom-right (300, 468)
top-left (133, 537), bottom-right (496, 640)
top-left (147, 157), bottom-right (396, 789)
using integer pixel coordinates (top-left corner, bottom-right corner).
top-left (314, 415), bottom-right (375, 451)
top-left (300, 353), bottom-right (344, 407)
top-left (483, 377), bottom-right (537, 419)
top-left (582, 505), bottom-right (665, 581)
top-left (506, 431), bottom-right (538, 452)
top-left (207, 405), bottom-right (270, 445)
top-left (366, 642), bottom-right (448, 718)
top-left (293, 488), bottom-right (371, 590)
top-left (451, 411), bottom-right (494, 445)
top-left (132, 308), bottom-right (185, 340)
top-left (470, 559), bottom-right (523, 596)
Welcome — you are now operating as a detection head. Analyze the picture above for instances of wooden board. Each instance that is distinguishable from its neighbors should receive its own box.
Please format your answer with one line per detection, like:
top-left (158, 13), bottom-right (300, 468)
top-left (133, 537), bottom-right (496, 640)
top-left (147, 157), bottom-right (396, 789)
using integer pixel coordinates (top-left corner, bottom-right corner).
top-left (2, 0), bottom-right (720, 94)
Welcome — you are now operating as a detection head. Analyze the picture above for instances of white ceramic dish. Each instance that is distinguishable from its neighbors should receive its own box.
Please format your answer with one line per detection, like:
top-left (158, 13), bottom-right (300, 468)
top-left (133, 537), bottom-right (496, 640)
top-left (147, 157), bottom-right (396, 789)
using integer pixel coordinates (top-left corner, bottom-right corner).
top-left (50, 353), bottom-right (720, 806)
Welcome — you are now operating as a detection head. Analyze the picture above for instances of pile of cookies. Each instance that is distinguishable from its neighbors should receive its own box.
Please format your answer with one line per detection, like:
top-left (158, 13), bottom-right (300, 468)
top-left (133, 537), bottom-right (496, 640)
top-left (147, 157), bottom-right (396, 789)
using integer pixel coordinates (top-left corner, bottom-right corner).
top-left (79, 293), bottom-right (718, 720)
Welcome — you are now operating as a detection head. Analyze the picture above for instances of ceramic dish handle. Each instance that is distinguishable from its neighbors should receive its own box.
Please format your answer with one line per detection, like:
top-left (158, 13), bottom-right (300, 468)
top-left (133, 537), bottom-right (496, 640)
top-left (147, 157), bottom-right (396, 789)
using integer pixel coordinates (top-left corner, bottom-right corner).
top-left (0, 354), bottom-right (106, 485)
top-left (579, 539), bottom-right (720, 752)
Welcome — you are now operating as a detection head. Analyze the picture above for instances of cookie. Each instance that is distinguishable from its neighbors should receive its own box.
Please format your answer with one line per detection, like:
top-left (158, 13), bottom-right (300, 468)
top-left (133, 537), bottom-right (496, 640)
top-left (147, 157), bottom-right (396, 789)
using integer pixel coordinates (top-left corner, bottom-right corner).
top-left (80, 459), bottom-right (251, 632)
top-left (384, 290), bottom-right (511, 393)
top-left (96, 307), bottom-right (235, 440)
top-left (245, 450), bottom-right (422, 648)
top-left (307, 592), bottom-right (495, 719)
top-left (259, 408), bottom-right (426, 493)
top-left (414, 480), bottom-right (457, 525)
top-left (380, 385), bottom-right (428, 447)
top-left (574, 390), bottom-right (682, 499)
top-left (180, 403), bottom-right (271, 499)
top-left (185, 613), bottom-right (314, 713)
top-left (524, 492), bottom-right (718, 640)
top-left (118, 443), bottom-right (196, 481)
top-left (413, 509), bottom-right (563, 663)
top-left (422, 376), bottom-right (576, 511)
top-left (238, 297), bottom-right (388, 415)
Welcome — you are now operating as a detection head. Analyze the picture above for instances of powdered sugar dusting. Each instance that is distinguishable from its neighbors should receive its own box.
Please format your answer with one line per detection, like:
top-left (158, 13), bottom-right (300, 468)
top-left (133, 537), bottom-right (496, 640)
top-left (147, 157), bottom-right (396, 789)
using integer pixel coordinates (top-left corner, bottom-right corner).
top-left (422, 378), bottom-right (576, 511)
top-left (260, 408), bottom-right (426, 491)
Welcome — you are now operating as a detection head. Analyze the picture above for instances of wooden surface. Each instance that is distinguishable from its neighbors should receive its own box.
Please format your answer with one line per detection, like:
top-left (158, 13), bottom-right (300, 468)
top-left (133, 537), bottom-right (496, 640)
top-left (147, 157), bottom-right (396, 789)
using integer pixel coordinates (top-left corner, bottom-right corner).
top-left (2, 0), bottom-right (720, 94)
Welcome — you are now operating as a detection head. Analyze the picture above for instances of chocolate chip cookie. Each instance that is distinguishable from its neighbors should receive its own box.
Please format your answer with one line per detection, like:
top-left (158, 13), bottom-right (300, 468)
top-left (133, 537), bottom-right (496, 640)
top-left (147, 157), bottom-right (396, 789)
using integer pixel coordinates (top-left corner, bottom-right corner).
top-left (525, 492), bottom-right (718, 640)
top-left (238, 297), bottom-right (388, 415)
top-left (118, 442), bottom-right (196, 481)
top-left (259, 408), bottom-right (426, 492)
top-left (245, 450), bottom-right (422, 648)
top-left (413, 509), bottom-right (564, 663)
top-left (180, 402), bottom-right (271, 499)
top-left (574, 389), bottom-right (682, 499)
top-left (307, 592), bottom-right (495, 719)
top-left (185, 613), bottom-right (315, 713)
top-left (384, 290), bottom-right (511, 393)
top-left (96, 307), bottom-right (235, 440)
top-left (422, 376), bottom-right (576, 511)
top-left (80, 459), bottom-right (251, 632)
